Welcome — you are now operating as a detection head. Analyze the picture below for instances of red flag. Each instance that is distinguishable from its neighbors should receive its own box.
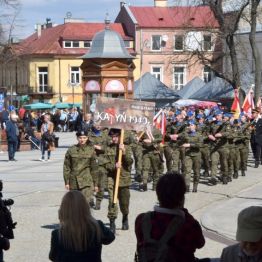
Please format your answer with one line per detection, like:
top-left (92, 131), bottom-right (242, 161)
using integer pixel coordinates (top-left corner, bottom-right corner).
top-left (231, 89), bottom-right (240, 118)
top-left (242, 88), bottom-right (255, 117)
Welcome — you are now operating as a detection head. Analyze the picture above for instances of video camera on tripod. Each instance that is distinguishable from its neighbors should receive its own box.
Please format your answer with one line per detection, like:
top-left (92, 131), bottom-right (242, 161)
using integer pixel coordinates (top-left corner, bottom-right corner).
top-left (0, 180), bottom-right (16, 239)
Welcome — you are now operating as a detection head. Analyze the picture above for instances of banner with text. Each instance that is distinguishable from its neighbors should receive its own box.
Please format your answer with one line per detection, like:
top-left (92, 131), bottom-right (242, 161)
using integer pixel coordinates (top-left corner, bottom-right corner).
top-left (94, 97), bottom-right (155, 131)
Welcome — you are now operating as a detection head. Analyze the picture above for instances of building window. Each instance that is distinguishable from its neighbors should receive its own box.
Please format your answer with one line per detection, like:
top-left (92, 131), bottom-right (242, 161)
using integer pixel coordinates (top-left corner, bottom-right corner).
top-left (38, 67), bottom-right (48, 93)
top-left (72, 41), bottom-right (79, 48)
top-left (174, 35), bottom-right (184, 51)
top-left (151, 35), bottom-right (161, 51)
top-left (84, 41), bottom-right (92, 48)
top-left (173, 66), bottom-right (186, 90)
top-left (151, 66), bottom-right (163, 81)
top-left (64, 41), bottom-right (72, 48)
top-left (70, 67), bottom-right (80, 85)
top-left (203, 65), bottom-right (213, 83)
top-left (203, 34), bottom-right (212, 51)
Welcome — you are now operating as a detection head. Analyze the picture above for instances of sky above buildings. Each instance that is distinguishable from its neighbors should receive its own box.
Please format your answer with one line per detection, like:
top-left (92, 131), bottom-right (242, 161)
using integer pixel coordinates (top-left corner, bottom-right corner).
top-left (13, 0), bottom-right (154, 38)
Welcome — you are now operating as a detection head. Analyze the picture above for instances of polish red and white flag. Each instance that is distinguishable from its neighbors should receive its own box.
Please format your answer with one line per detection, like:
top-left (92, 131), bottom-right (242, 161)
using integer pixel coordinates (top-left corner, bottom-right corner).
top-left (242, 88), bottom-right (255, 117)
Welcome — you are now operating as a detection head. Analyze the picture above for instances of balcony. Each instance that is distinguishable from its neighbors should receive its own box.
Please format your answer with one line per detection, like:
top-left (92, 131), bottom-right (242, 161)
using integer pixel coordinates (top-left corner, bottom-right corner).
top-left (28, 86), bottom-right (55, 95)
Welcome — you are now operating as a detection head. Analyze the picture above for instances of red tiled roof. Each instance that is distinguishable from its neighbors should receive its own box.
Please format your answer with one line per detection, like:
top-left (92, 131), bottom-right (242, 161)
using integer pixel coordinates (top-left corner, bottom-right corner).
top-left (14, 23), bottom-right (133, 56)
top-left (129, 6), bottom-right (219, 28)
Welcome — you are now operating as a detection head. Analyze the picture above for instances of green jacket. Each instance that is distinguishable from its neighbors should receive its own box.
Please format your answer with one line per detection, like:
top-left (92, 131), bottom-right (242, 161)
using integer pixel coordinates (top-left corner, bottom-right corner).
top-left (104, 143), bottom-right (133, 187)
top-left (63, 142), bottom-right (96, 189)
top-left (182, 131), bottom-right (202, 156)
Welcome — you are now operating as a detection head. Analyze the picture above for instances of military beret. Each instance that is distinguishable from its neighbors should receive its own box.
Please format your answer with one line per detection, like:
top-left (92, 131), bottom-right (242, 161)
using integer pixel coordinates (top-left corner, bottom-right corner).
top-left (196, 114), bottom-right (204, 119)
top-left (187, 111), bottom-right (194, 117)
top-left (188, 120), bottom-right (196, 125)
top-left (108, 128), bottom-right (121, 136)
top-left (223, 113), bottom-right (232, 118)
top-left (76, 130), bottom-right (88, 137)
top-left (214, 110), bottom-right (223, 116)
top-left (252, 108), bottom-right (259, 113)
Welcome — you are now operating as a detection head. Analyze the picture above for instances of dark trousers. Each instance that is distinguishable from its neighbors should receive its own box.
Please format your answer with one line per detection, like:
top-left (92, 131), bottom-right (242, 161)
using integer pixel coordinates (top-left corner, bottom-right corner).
top-left (41, 140), bottom-right (50, 159)
top-left (255, 143), bottom-right (262, 163)
top-left (8, 141), bottom-right (17, 160)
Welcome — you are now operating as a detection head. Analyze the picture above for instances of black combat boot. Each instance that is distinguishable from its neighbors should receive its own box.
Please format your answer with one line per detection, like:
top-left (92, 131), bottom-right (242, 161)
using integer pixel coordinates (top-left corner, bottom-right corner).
top-left (186, 185), bottom-right (190, 193)
top-left (227, 176), bottom-right (232, 182)
top-left (89, 199), bottom-right (95, 209)
top-left (233, 171), bottom-right (238, 179)
top-left (209, 177), bottom-right (217, 185)
top-left (255, 161), bottom-right (259, 168)
top-left (122, 215), bottom-right (129, 230)
top-left (222, 176), bottom-right (228, 184)
top-left (94, 201), bottom-right (101, 210)
top-left (241, 170), bottom-right (246, 176)
top-left (139, 184), bottom-right (147, 192)
top-left (203, 171), bottom-right (209, 177)
top-left (135, 174), bottom-right (142, 183)
top-left (192, 183), bottom-right (198, 193)
top-left (109, 219), bottom-right (116, 234)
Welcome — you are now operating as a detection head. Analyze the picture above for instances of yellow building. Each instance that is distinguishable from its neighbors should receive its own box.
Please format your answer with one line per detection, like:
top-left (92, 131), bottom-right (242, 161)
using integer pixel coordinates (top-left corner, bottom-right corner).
top-left (0, 20), bottom-right (134, 107)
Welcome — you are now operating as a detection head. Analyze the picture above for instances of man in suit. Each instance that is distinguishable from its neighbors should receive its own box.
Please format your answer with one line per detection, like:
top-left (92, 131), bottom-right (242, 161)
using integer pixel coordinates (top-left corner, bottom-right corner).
top-left (251, 109), bottom-right (262, 168)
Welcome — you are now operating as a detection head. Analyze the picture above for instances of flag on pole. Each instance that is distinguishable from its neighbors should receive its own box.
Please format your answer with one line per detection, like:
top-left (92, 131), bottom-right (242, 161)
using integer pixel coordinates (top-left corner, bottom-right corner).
top-left (242, 88), bottom-right (255, 117)
top-left (231, 89), bottom-right (241, 118)
top-left (153, 109), bottom-right (167, 143)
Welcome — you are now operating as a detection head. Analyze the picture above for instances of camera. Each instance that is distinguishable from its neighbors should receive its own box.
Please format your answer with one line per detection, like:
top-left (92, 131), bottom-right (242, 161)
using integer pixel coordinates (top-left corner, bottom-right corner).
top-left (0, 180), bottom-right (16, 239)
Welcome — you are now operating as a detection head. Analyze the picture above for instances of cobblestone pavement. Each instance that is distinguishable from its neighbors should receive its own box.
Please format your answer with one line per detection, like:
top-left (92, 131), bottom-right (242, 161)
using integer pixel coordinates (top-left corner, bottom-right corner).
top-left (0, 132), bottom-right (262, 261)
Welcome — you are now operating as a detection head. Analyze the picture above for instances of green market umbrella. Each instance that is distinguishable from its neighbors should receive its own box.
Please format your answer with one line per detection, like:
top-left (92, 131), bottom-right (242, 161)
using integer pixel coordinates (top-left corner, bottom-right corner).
top-left (23, 102), bottom-right (53, 110)
top-left (54, 102), bottom-right (70, 109)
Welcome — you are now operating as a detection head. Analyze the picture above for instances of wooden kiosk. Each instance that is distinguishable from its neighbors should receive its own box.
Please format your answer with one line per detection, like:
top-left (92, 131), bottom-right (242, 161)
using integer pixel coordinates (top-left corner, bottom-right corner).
top-left (80, 20), bottom-right (135, 114)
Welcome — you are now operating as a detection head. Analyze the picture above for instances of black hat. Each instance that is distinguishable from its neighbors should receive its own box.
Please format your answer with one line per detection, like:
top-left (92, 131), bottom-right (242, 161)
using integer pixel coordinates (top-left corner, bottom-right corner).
top-left (108, 128), bottom-right (121, 136)
top-left (76, 130), bottom-right (88, 137)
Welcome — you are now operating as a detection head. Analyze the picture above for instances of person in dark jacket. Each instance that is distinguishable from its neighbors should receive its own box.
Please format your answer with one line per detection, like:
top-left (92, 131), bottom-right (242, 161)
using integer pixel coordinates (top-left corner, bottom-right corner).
top-left (135, 172), bottom-right (206, 262)
top-left (49, 190), bottom-right (115, 262)
top-left (5, 114), bottom-right (19, 161)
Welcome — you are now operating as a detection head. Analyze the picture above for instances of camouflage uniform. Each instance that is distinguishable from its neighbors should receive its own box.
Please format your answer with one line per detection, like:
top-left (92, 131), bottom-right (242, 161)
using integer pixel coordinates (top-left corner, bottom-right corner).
top-left (141, 128), bottom-right (163, 191)
top-left (63, 141), bottom-right (96, 202)
top-left (209, 121), bottom-right (231, 184)
top-left (105, 142), bottom-right (133, 223)
top-left (88, 129), bottom-right (110, 209)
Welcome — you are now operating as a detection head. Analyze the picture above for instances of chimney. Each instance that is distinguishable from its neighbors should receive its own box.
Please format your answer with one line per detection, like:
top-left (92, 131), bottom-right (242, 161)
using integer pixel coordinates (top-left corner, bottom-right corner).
top-left (154, 0), bottom-right (167, 7)
top-left (120, 2), bottom-right (126, 9)
top-left (36, 24), bottom-right (41, 38)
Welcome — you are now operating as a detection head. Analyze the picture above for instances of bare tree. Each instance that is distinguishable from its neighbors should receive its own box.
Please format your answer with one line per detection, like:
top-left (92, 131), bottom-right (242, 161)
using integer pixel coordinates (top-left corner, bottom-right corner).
top-left (249, 0), bottom-right (261, 104)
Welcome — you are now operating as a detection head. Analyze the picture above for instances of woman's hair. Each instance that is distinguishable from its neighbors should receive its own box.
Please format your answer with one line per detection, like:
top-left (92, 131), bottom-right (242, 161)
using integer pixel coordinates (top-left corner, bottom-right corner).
top-left (58, 191), bottom-right (101, 252)
top-left (156, 172), bottom-right (186, 209)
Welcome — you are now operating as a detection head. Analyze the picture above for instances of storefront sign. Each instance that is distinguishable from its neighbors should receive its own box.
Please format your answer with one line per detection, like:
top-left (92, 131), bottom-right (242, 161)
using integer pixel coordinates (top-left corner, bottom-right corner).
top-left (94, 97), bottom-right (155, 131)
top-left (104, 80), bottom-right (125, 92)
top-left (85, 80), bottom-right (100, 92)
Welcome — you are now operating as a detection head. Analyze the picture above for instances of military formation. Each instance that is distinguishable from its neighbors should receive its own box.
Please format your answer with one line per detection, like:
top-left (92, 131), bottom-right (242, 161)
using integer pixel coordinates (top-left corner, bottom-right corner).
top-left (63, 106), bottom-right (259, 233)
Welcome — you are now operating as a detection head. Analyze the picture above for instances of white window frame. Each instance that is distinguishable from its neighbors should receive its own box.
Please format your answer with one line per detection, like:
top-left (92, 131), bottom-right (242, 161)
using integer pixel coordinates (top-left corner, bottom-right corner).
top-left (70, 67), bottom-right (80, 85)
top-left (84, 41), bottom-right (92, 48)
top-left (202, 34), bottom-right (212, 51)
top-left (38, 67), bottom-right (48, 93)
top-left (151, 35), bottom-right (162, 51)
top-left (173, 65), bottom-right (186, 90)
top-left (202, 65), bottom-right (214, 83)
top-left (151, 65), bottom-right (163, 82)
top-left (174, 35), bottom-right (184, 51)
top-left (64, 41), bottom-right (72, 48)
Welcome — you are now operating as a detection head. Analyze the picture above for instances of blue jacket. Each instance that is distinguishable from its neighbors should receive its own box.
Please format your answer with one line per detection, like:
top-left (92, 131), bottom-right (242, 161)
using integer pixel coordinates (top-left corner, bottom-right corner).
top-left (5, 120), bottom-right (18, 142)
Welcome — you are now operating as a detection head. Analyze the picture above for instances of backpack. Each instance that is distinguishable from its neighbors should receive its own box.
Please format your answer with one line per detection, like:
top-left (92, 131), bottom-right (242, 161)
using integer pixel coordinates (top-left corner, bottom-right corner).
top-left (135, 212), bottom-right (185, 262)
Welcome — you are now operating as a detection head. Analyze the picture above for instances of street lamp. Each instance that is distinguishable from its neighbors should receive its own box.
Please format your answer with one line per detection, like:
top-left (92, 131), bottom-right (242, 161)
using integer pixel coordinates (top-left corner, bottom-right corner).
top-left (68, 81), bottom-right (77, 106)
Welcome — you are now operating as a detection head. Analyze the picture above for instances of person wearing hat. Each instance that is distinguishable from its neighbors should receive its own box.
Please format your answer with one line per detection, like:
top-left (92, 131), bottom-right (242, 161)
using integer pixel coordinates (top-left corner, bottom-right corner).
top-left (220, 206), bottom-right (262, 261)
top-left (63, 130), bottom-right (96, 203)
top-left (208, 111), bottom-right (231, 185)
top-left (104, 128), bottom-right (133, 233)
top-left (251, 109), bottom-right (262, 168)
top-left (181, 120), bottom-right (202, 192)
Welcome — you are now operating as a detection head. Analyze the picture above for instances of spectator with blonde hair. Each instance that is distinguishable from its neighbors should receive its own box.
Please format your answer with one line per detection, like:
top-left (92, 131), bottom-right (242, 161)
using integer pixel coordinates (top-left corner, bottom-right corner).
top-left (49, 190), bottom-right (115, 262)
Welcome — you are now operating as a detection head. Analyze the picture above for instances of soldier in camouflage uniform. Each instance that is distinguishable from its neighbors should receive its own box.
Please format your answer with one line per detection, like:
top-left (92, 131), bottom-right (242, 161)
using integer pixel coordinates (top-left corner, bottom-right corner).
top-left (140, 127), bottom-right (163, 191)
top-left (63, 130), bottom-right (96, 203)
top-left (105, 129), bottom-right (133, 233)
top-left (208, 111), bottom-right (231, 185)
top-left (88, 122), bottom-right (110, 210)
top-left (182, 120), bottom-right (202, 192)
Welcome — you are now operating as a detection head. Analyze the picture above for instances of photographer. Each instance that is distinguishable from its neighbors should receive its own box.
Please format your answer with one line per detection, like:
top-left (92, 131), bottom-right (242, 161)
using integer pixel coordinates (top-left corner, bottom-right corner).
top-left (0, 180), bottom-right (16, 262)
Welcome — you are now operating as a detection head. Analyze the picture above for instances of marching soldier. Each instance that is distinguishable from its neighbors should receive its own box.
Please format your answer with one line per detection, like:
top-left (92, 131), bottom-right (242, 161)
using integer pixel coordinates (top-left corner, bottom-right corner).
top-left (105, 129), bottom-right (133, 233)
top-left (182, 120), bottom-right (202, 192)
top-left (140, 126), bottom-right (163, 191)
top-left (63, 130), bottom-right (96, 203)
top-left (88, 122), bottom-right (110, 210)
top-left (208, 111), bottom-right (231, 185)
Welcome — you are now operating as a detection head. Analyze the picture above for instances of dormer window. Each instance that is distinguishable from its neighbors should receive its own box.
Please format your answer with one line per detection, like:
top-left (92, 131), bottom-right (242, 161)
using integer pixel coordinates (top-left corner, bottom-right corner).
top-left (84, 41), bottom-right (92, 48)
top-left (72, 41), bottom-right (79, 48)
